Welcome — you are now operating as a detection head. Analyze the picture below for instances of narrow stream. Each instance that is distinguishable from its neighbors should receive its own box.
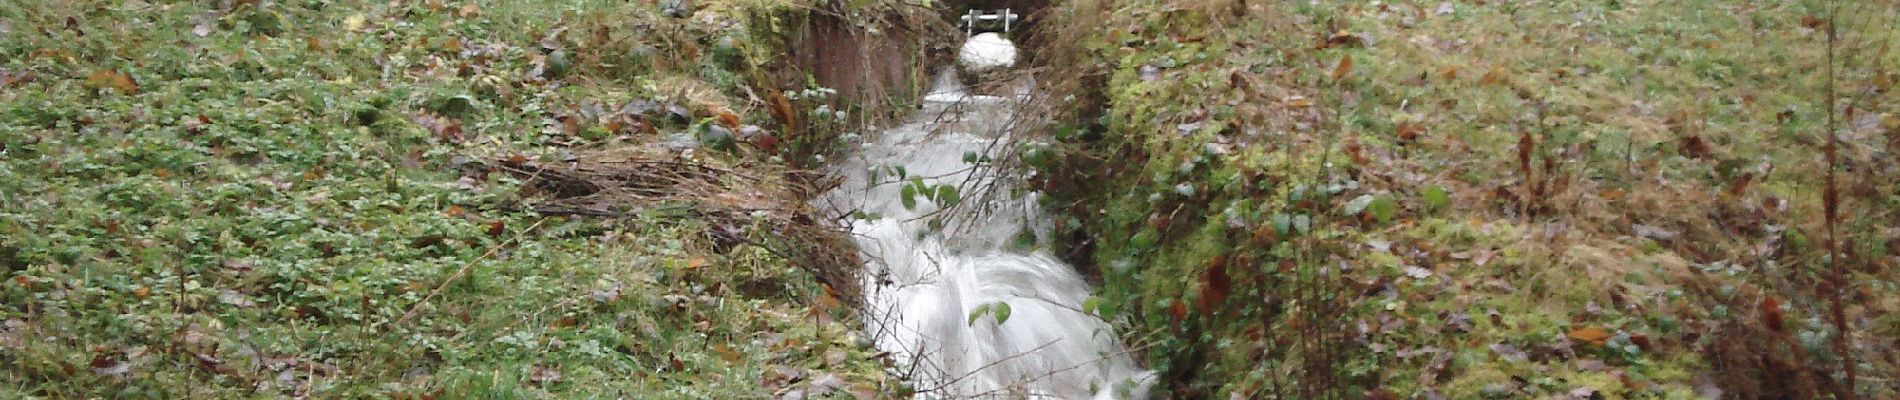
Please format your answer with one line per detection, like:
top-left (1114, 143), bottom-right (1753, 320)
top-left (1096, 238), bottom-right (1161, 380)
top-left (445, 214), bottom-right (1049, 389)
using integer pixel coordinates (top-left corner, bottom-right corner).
top-left (817, 47), bottom-right (1152, 398)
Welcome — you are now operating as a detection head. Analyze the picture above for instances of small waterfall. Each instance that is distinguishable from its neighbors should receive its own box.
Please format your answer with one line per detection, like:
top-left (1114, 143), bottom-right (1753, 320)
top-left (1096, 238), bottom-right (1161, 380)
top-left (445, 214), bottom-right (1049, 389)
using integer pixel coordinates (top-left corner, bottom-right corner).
top-left (818, 66), bottom-right (1153, 399)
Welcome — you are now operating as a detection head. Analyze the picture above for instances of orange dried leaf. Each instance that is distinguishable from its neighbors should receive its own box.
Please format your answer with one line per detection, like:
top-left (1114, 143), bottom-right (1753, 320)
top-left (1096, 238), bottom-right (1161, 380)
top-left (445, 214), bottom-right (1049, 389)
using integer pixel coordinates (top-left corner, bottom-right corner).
top-left (1331, 54), bottom-right (1355, 81)
top-left (766, 91), bottom-right (796, 129)
top-left (86, 70), bottom-right (139, 94)
top-left (1759, 297), bottom-right (1784, 333)
top-left (716, 111), bottom-right (742, 129)
top-left (1568, 326), bottom-right (1611, 346)
top-left (713, 344), bottom-right (743, 363)
top-left (560, 115), bottom-right (581, 136)
top-left (1478, 66), bottom-right (1504, 86)
top-left (1395, 122), bottom-right (1424, 143)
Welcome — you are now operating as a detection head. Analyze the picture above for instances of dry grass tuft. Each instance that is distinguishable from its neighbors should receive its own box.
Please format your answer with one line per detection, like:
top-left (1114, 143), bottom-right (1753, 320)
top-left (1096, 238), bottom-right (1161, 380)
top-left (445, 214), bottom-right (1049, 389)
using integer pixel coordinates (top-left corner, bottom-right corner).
top-left (489, 149), bottom-right (864, 305)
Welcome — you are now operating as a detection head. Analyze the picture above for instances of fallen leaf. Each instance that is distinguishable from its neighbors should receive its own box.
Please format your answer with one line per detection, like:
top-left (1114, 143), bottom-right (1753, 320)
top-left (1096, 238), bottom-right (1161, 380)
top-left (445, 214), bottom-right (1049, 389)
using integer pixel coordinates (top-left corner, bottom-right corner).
top-left (1678, 134), bottom-right (1711, 158)
top-left (1396, 122), bottom-right (1424, 143)
top-left (751, 131), bottom-right (779, 153)
top-left (1472, 249), bottom-right (1496, 266)
top-left (716, 110), bottom-right (742, 129)
top-left (1759, 296), bottom-right (1784, 333)
top-left (91, 353), bottom-right (130, 376)
top-left (1434, 2), bottom-right (1455, 15)
top-left (1198, 256), bottom-right (1230, 313)
top-left (1331, 54), bottom-right (1355, 81)
top-left (528, 364), bottom-right (562, 385)
top-left (192, 22), bottom-right (212, 37)
top-left (1169, 300), bottom-right (1188, 322)
top-left (85, 70), bottom-right (139, 94)
top-left (1283, 95), bottom-right (1313, 108)
top-left (713, 343), bottom-right (742, 362)
top-left (1478, 66), bottom-right (1504, 86)
top-left (1568, 326), bottom-right (1611, 346)
top-left (219, 290), bottom-right (255, 307)
top-left (1631, 224), bottom-right (1678, 240)
top-left (1800, 15), bottom-right (1828, 29)
top-left (1323, 30), bottom-right (1366, 48)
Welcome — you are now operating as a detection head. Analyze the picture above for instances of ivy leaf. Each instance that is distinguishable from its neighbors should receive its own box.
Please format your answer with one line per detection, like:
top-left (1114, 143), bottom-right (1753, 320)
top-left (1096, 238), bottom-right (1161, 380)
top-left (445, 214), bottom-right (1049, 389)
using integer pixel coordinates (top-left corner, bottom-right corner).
top-left (992, 302), bottom-right (1011, 324)
top-left (1367, 195), bottom-right (1398, 223)
top-left (932, 184), bottom-right (960, 207)
top-left (967, 303), bottom-right (992, 326)
top-left (1421, 186), bottom-right (1451, 212)
top-left (900, 182), bottom-right (918, 210)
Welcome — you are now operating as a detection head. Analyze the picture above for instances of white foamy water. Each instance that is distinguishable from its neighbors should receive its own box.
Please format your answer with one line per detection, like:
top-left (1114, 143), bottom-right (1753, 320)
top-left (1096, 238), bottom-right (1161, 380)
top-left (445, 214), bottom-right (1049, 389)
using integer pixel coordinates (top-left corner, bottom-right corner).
top-left (817, 59), bottom-right (1152, 398)
top-left (958, 32), bottom-right (1018, 71)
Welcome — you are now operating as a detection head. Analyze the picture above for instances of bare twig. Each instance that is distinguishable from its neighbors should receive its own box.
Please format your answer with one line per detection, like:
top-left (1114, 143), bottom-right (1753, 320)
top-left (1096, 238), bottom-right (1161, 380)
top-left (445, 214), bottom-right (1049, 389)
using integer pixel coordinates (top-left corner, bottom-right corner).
top-left (1821, 1), bottom-right (1856, 397)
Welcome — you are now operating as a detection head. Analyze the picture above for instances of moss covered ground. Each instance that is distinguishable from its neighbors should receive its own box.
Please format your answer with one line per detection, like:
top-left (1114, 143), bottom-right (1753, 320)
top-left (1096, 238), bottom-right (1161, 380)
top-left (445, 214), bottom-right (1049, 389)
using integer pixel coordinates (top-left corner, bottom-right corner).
top-left (1, 0), bottom-right (905, 398)
top-left (1032, 0), bottom-right (1898, 398)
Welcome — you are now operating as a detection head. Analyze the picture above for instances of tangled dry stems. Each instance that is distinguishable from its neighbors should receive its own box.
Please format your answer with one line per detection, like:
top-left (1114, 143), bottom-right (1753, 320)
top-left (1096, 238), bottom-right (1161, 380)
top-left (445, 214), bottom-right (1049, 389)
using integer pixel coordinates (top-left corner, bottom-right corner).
top-left (488, 148), bottom-right (865, 306)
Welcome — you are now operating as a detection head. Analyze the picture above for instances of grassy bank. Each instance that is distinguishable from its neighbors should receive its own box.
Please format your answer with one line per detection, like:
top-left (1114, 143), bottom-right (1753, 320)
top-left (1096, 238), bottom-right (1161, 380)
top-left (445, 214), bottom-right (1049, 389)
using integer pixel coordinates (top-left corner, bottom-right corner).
top-left (1033, 0), bottom-right (1897, 398)
top-left (0, 0), bottom-right (909, 397)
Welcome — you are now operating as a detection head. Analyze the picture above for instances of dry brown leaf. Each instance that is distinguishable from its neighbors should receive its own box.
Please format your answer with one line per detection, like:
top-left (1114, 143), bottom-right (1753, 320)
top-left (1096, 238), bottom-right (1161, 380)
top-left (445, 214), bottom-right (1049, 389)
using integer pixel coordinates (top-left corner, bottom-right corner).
top-left (716, 110), bottom-right (742, 129)
top-left (1568, 326), bottom-right (1611, 346)
top-left (1332, 54), bottom-right (1355, 81)
top-left (1759, 296), bottom-right (1784, 333)
top-left (1478, 66), bottom-right (1504, 86)
top-left (1198, 256), bottom-right (1230, 314)
top-left (1396, 122), bottom-right (1424, 143)
top-left (86, 70), bottom-right (139, 94)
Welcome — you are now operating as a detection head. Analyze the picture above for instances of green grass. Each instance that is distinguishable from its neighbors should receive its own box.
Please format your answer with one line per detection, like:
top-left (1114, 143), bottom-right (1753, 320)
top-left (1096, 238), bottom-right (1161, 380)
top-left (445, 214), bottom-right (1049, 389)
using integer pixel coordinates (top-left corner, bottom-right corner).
top-left (1036, 0), bottom-right (1898, 398)
top-left (0, 0), bottom-right (888, 398)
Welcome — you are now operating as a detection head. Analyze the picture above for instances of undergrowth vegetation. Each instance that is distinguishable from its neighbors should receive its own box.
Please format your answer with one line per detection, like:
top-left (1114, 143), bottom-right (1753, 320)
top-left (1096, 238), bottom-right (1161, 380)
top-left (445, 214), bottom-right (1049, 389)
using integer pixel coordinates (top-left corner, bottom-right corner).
top-left (0, 0), bottom-right (920, 397)
top-left (1030, 0), bottom-right (1897, 398)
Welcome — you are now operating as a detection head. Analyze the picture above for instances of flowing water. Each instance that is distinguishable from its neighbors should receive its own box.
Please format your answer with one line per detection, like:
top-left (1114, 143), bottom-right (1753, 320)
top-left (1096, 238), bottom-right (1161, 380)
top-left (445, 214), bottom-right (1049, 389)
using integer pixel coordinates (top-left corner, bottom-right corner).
top-left (817, 62), bottom-right (1153, 398)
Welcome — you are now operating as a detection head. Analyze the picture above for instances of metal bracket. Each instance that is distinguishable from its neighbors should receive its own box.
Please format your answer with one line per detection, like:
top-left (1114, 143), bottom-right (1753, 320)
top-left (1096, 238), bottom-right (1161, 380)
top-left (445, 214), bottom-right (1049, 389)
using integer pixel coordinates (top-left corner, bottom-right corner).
top-left (959, 9), bottom-right (1019, 35)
